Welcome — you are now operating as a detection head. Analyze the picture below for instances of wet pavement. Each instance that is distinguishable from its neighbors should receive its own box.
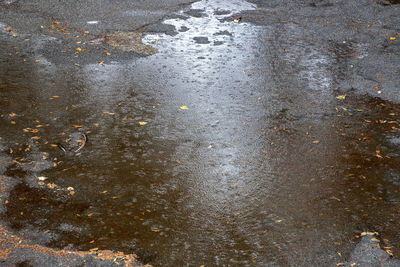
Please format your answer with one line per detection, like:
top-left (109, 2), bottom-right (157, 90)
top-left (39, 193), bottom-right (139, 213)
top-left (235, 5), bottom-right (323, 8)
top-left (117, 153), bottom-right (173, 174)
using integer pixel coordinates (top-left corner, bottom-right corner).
top-left (1, 0), bottom-right (400, 266)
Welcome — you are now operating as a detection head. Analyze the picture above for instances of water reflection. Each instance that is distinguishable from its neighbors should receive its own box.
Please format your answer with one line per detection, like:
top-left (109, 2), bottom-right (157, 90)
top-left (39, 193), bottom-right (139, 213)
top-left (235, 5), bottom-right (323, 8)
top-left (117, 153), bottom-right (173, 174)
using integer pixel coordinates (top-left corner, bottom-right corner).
top-left (2, 0), bottom-right (400, 266)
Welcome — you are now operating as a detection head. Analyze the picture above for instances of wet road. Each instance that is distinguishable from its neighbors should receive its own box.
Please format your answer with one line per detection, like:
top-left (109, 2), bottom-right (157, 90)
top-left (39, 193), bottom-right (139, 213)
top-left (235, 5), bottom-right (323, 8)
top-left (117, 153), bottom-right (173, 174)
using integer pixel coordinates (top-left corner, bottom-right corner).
top-left (1, 0), bottom-right (400, 266)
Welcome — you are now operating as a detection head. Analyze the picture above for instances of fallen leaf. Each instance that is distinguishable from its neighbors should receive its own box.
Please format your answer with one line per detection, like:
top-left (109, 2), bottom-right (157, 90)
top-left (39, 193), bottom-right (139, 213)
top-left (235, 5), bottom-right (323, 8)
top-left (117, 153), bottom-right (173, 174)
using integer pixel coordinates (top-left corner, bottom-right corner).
top-left (385, 249), bottom-right (394, 256)
top-left (312, 140), bottom-right (320, 144)
top-left (152, 229), bottom-right (161, 232)
top-left (53, 20), bottom-right (61, 25)
top-left (47, 183), bottom-right (57, 189)
top-left (10, 121), bottom-right (16, 125)
top-left (99, 61), bottom-right (104, 65)
top-left (37, 176), bottom-right (47, 181)
top-left (5, 28), bottom-right (12, 32)
top-left (361, 231), bottom-right (377, 236)
top-left (234, 16), bottom-right (242, 23)
top-left (390, 37), bottom-right (396, 40)
top-left (336, 95), bottom-right (346, 100)
top-left (179, 105), bottom-right (189, 110)
top-left (9, 113), bottom-right (17, 117)
top-left (72, 125), bottom-right (82, 128)
top-left (138, 121), bottom-right (148, 126)
top-left (67, 186), bottom-right (74, 191)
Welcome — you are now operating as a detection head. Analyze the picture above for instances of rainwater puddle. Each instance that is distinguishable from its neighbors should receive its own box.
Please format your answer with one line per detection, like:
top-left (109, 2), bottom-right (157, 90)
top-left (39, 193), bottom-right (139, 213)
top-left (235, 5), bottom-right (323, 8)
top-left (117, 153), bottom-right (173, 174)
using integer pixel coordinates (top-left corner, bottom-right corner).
top-left (1, 0), bottom-right (400, 266)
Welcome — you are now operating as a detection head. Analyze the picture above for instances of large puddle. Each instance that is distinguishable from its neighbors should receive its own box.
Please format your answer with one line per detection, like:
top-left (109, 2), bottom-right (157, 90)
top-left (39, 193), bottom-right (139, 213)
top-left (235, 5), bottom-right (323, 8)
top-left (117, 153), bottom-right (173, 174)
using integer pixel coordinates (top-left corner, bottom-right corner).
top-left (1, 0), bottom-right (400, 265)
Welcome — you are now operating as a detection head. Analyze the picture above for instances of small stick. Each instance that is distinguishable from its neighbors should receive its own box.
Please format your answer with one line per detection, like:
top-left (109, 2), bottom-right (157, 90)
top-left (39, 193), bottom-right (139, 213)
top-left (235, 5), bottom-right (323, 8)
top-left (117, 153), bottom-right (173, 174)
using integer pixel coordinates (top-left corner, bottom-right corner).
top-left (57, 144), bottom-right (66, 153)
top-left (74, 133), bottom-right (87, 153)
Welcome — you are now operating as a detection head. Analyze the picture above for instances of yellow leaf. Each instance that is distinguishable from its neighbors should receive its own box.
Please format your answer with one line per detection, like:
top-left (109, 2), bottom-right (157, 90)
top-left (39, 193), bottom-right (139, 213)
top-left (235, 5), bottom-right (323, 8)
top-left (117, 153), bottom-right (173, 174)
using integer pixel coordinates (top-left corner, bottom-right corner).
top-left (88, 213), bottom-right (93, 217)
top-left (76, 47), bottom-right (82, 52)
top-left (53, 95), bottom-right (60, 98)
top-left (73, 125), bottom-right (82, 128)
top-left (9, 113), bottom-right (17, 117)
top-left (312, 140), bottom-right (320, 144)
top-left (138, 121), bottom-right (148, 126)
top-left (122, 116), bottom-right (127, 120)
top-left (47, 183), bottom-right (57, 189)
top-left (179, 105), bottom-right (189, 110)
top-left (99, 61), bottom-right (104, 65)
top-left (10, 121), bottom-right (16, 125)
top-left (152, 229), bottom-right (161, 232)
top-left (336, 95), bottom-right (346, 100)
top-left (360, 231), bottom-right (377, 236)
top-left (390, 37), bottom-right (396, 40)
top-left (385, 249), bottom-right (394, 256)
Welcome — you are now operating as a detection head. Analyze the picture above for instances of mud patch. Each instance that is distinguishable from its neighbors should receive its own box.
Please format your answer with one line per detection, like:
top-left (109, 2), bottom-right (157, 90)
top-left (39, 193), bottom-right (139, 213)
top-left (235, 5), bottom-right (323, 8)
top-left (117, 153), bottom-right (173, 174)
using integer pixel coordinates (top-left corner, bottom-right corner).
top-left (0, 223), bottom-right (146, 266)
top-left (106, 32), bottom-right (158, 55)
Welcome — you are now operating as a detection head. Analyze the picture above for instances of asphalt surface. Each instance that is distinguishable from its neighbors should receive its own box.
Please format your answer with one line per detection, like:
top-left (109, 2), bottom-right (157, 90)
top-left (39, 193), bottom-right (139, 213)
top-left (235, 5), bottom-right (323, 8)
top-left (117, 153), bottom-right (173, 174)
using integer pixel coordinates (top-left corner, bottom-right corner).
top-left (1, 0), bottom-right (400, 266)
